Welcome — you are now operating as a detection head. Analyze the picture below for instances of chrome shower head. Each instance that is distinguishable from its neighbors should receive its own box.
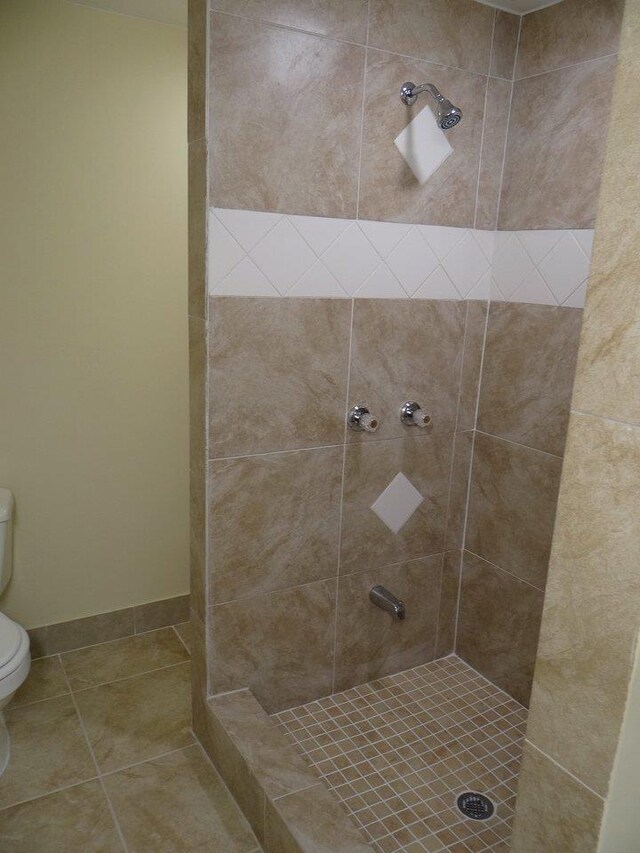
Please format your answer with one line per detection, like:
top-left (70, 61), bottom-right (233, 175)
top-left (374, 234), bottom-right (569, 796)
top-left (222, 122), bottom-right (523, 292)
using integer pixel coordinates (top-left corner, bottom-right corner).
top-left (400, 82), bottom-right (463, 130)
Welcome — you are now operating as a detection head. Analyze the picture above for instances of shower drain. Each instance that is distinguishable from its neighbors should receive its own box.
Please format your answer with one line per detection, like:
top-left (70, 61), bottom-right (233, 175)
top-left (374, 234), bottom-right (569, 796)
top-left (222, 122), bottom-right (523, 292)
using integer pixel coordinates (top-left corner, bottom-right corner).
top-left (456, 792), bottom-right (495, 821)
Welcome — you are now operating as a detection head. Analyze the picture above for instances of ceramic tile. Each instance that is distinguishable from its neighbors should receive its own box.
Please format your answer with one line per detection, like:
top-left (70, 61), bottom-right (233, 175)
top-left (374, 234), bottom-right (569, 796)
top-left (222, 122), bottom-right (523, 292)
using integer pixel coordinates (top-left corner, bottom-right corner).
top-left (466, 433), bottom-right (562, 589)
top-left (435, 550), bottom-right (461, 657)
top-left (209, 13), bottom-right (364, 217)
top-left (476, 302), bottom-right (582, 457)
top-left (499, 57), bottom-right (618, 230)
top-left (44, 608), bottom-right (135, 655)
top-left (359, 50), bottom-right (487, 227)
top-left (190, 463), bottom-right (206, 621)
top-left (174, 621), bottom-right (192, 652)
top-left (104, 745), bottom-right (258, 852)
top-left (134, 595), bottom-right (190, 633)
top-left (188, 138), bottom-right (207, 319)
top-left (457, 552), bottom-right (544, 706)
top-left (371, 473), bottom-right (424, 535)
top-left (6, 656), bottom-right (68, 709)
top-left (349, 299), bottom-right (466, 442)
top-left (334, 555), bottom-right (443, 691)
top-left (340, 435), bottom-right (453, 574)
top-left (0, 696), bottom-right (96, 809)
top-left (369, 0), bottom-right (494, 75)
top-left (0, 780), bottom-right (122, 852)
top-left (209, 446), bottom-right (342, 603)
top-left (74, 663), bottom-right (193, 773)
top-left (445, 431), bottom-right (473, 551)
top-left (61, 628), bottom-right (189, 691)
top-left (188, 317), bottom-right (206, 480)
top-left (515, 0), bottom-right (623, 79)
top-left (490, 11), bottom-right (519, 80)
top-left (188, 0), bottom-right (206, 143)
top-left (511, 742), bottom-right (603, 853)
top-left (209, 296), bottom-right (351, 457)
top-left (475, 77), bottom-right (511, 231)
top-left (525, 413), bottom-right (640, 796)
top-left (208, 580), bottom-right (336, 713)
top-left (456, 300), bottom-right (487, 433)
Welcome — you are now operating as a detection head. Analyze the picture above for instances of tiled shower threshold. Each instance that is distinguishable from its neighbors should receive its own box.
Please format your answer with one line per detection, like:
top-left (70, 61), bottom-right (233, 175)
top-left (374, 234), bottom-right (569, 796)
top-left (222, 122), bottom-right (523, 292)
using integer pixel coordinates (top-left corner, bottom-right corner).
top-left (201, 656), bottom-right (527, 853)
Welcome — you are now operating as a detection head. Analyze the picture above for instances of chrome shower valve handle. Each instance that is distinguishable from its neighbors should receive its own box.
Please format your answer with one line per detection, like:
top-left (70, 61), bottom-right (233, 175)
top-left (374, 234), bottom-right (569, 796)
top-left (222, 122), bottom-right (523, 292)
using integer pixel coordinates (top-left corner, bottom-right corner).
top-left (348, 405), bottom-right (380, 433)
top-left (400, 401), bottom-right (432, 428)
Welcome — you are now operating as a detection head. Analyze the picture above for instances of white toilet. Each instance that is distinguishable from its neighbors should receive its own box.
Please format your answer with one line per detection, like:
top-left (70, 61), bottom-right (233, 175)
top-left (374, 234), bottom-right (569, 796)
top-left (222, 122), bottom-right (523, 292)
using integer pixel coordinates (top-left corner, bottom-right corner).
top-left (0, 489), bottom-right (31, 775)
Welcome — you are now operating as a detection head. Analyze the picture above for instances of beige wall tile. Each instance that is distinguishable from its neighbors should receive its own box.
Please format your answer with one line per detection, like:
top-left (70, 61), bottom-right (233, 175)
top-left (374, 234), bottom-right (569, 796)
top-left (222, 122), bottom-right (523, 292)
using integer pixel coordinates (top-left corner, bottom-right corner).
top-left (190, 463), bottom-right (206, 622)
top-left (525, 413), bottom-right (640, 796)
top-left (210, 0), bottom-right (369, 43)
top-left (134, 594), bottom-right (190, 633)
top-left (340, 435), bottom-right (453, 574)
top-left (190, 609), bottom-right (208, 706)
top-left (435, 550), bottom-right (460, 658)
top-left (358, 50), bottom-right (487, 226)
top-left (188, 139), bottom-right (207, 319)
top-left (499, 56), bottom-right (618, 230)
top-left (516, 0), bottom-right (623, 79)
top-left (445, 431), bottom-right (473, 551)
top-left (467, 433), bottom-right (562, 589)
top-left (457, 551), bottom-right (544, 705)
top-left (369, 0), bottom-right (494, 75)
top-left (208, 580), bottom-right (336, 712)
top-left (209, 446), bottom-right (342, 604)
top-left (348, 299), bottom-right (466, 441)
top-left (456, 300), bottom-right (487, 433)
top-left (490, 11), bottom-right (520, 80)
top-left (334, 555), bottom-right (442, 691)
top-left (477, 302), bottom-right (582, 457)
top-left (189, 316), bottom-right (206, 476)
top-left (511, 742), bottom-right (603, 853)
top-left (475, 77), bottom-right (511, 231)
top-left (209, 297), bottom-right (351, 457)
top-left (209, 14), bottom-right (364, 217)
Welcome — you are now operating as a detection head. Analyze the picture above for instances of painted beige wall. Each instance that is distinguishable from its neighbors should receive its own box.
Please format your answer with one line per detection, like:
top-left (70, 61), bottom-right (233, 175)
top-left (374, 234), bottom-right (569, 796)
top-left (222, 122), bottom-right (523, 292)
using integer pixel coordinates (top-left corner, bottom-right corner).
top-left (0, 0), bottom-right (189, 628)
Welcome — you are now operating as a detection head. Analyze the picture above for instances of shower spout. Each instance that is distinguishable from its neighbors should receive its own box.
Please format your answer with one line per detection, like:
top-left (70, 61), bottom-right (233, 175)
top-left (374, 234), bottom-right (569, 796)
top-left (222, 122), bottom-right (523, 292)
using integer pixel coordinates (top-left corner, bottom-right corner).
top-left (400, 82), bottom-right (462, 130)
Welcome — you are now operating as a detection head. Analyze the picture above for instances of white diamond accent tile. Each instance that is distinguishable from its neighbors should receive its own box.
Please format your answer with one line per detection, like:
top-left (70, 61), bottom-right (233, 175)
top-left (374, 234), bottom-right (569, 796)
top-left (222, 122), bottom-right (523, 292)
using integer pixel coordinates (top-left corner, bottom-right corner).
top-left (371, 472), bottom-right (424, 534)
top-left (359, 220), bottom-right (411, 259)
top-left (419, 225), bottom-right (468, 261)
top-left (322, 223), bottom-right (380, 295)
top-left (289, 215), bottom-right (352, 256)
top-left (386, 229), bottom-right (439, 295)
top-left (250, 218), bottom-right (315, 294)
top-left (510, 268), bottom-right (556, 305)
top-left (563, 280), bottom-right (587, 308)
top-left (413, 266), bottom-right (459, 300)
top-left (354, 265), bottom-right (407, 299)
top-left (467, 269), bottom-right (492, 300)
top-left (574, 230), bottom-right (594, 258)
top-left (209, 217), bottom-right (245, 287)
top-left (213, 256), bottom-right (278, 297)
top-left (288, 260), bottom-right (347, 298)
top-left (473, 229), bottom-right (496, 264)
top-left (516, 230), bottom-right (564, 265)
top-left (492, 234), bottom-right (534, 298)
top-left (441, 232), bottom-right (490, 297)
top-left (538, 232), bottom-right (591, 304)
top-left (216, 208), bottom-right (281, 252)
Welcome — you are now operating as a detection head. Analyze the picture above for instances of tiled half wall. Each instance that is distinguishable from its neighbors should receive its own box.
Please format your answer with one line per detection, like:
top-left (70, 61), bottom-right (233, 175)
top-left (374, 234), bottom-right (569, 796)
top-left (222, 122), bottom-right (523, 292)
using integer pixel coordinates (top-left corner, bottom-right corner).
top-left (210, 208), bottom-right (593, 307)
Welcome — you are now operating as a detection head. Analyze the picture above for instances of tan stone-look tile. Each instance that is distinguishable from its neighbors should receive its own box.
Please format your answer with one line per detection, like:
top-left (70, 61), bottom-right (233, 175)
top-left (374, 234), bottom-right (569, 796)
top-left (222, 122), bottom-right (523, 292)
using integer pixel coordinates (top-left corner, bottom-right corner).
top-left (210, 0), bottom-right (369, 43)
top-left (44, 608), bottom-right (135, 656)
top-left (188, 0), bottom-right (206, 143)
top-left (474, 77), bottom-right (511, 231)
top-left (445, 431), bottom-right (473, 551)
top-left (340, 435), bottom-right (453, 574)
top-left (175, 621), bottom-right (192, 652)
top-left (525, 413), bottom-right (640, 796)
top-left (435, 551), bottom-right (461, 658)
top-left (209, 297), bottom-right (351, 457)
top-left (499, 57), bottom-right (618, 230)
top-left (0, 780), bottom-right (122, 852)
top-left (74, 662), bottom-right (193, 774)
top-left (466, 433), bottom-right (562, 589)
top-left (189, 610), bottom-right (207, 713)
top-left (265, 784), bottom-right (373, 853)
top-left (61, 628), bottom-right (189, 690)
top-left (490, 11), bottom-right (519, 80)
top-left (208, 690), bottom-right (318, 800)
top-left (208, 580), bottom-right (336, 713)
top-left (348, 299), bottom-right (466, 441)
top-left (104, 745), bottom-right (258, 852)
top-left (515, 0), bottom-right (623, 80)
top-left (209, 13), bottom-right (364, 216)
top-left (188, 316), bottom-right (206, 477)
top-left (209, 446), bottom-right (342, 604)
top-left (335, 555), bottom-right (442, 691)
top-left (0, 696), bottom-right (96, 809)
top-left (26, 627), bottom-right (48, 660)
top-left (190, 463), bottom-right (205, 622)
top-left (477, 302), bottom-right (582, 457)
top-left (369, 0), bottom-right (494, 75)
top-left (511, 742), bottom-right (603, 853)
top-left (457, 552), bottom-right (544, 706)
top-left (7, 656), bottom-right (68, 709)
top-left (188, 139), bottom-right (207, 320)
top-left (456, 300), bottom-right (487, 432)
top-left (134, 594), bottom-right (190, 633)
top-left (358, 50), bottom-right (487, 226)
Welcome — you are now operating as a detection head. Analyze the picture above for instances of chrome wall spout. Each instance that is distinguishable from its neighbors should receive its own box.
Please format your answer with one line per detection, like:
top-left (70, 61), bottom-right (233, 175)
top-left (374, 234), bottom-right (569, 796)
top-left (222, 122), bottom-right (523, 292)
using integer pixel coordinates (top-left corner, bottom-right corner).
top-left (370, 585), bottom-right (406, 620)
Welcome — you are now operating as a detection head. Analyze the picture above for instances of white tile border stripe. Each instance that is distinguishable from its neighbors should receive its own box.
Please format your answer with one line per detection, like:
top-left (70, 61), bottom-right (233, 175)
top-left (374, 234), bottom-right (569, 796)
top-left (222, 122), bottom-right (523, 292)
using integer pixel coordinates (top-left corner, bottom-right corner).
top-left (209, 208), bottom-right (593, 308)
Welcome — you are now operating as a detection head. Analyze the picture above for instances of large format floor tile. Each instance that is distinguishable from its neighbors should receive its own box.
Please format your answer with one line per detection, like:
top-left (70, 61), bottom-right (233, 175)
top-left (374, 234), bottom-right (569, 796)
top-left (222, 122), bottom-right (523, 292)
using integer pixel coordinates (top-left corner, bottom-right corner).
top-left (6, 656), bottom-right (69, 709)
top-left (73, 663), bottom-right (193, 773)
top-left (104, 745), bottom-right (258, 853)
top-left (0, 695), bottom-right (96, 809)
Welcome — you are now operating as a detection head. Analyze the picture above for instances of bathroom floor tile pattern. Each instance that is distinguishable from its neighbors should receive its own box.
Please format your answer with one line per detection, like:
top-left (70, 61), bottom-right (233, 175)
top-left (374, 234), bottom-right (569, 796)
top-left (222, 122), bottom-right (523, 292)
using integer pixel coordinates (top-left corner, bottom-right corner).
top-left (0, 624), bottom-right (260, 852)
top-left (274, 656), bottom-right (527, 853)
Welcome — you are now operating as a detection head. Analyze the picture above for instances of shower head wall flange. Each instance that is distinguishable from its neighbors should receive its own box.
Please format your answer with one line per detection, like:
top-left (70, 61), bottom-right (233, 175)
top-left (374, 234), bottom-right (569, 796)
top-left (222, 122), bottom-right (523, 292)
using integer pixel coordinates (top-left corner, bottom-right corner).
top-left (400, 81), bottom-right (463, 130)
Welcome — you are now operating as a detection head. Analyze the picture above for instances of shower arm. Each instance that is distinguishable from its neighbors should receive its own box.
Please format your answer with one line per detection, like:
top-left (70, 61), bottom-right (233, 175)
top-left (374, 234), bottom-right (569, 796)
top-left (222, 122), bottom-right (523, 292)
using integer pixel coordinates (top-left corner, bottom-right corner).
top-left (400, 82), bottom-right (446, 107)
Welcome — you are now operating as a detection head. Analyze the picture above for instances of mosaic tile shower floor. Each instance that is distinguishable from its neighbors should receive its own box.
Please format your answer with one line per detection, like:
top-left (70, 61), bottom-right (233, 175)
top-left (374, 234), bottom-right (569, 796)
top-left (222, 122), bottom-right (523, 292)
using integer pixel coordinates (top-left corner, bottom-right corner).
top-left (274, 656), bottom-right (527, 853)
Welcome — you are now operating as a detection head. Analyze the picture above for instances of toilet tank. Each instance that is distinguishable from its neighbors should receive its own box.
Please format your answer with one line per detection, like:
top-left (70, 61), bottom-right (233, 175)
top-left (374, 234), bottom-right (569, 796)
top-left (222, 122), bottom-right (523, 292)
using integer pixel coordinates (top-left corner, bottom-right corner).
top-left (0, 490), bottom-right (14, 596)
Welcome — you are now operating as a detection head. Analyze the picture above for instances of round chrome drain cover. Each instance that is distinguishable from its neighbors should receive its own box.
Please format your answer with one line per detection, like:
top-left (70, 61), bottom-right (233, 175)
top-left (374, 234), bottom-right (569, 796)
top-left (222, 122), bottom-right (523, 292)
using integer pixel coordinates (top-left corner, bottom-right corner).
top-left (456, 792), bottom-right (495, 821)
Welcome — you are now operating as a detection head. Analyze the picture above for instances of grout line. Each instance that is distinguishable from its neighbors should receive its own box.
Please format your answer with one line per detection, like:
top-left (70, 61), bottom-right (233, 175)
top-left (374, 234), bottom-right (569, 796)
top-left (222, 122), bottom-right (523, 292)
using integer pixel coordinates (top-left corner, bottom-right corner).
top-left (474, 428), bottom-right (564, 460)
top-left (70, 660), bottom-right (190, 694)
top-left (494, 15), bottom-right (521, 230)
top-left (100, 745), bottom-right (196, 779)
top-left (172, 623), bottom-right (191, 655)
top-left (463, 549), bottom-right (546, 593)
top-left (514, 51), bottom-right (619, 83)
top-left (473, 10), bottom-right (497, 230)
top-left (0, 777), bottom-right (101, 813)
top-left (355, 2), bottom-right (371, 220)
top-left (525, 740), bottom-right (605, 801)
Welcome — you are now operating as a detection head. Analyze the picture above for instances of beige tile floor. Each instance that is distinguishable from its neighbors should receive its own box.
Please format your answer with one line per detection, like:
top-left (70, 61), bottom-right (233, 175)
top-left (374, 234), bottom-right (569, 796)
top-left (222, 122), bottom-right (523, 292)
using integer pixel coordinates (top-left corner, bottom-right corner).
top-left (0, 624), bottom-right (260, 852)
top-left (275, 656), bottom-right (527, 853)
